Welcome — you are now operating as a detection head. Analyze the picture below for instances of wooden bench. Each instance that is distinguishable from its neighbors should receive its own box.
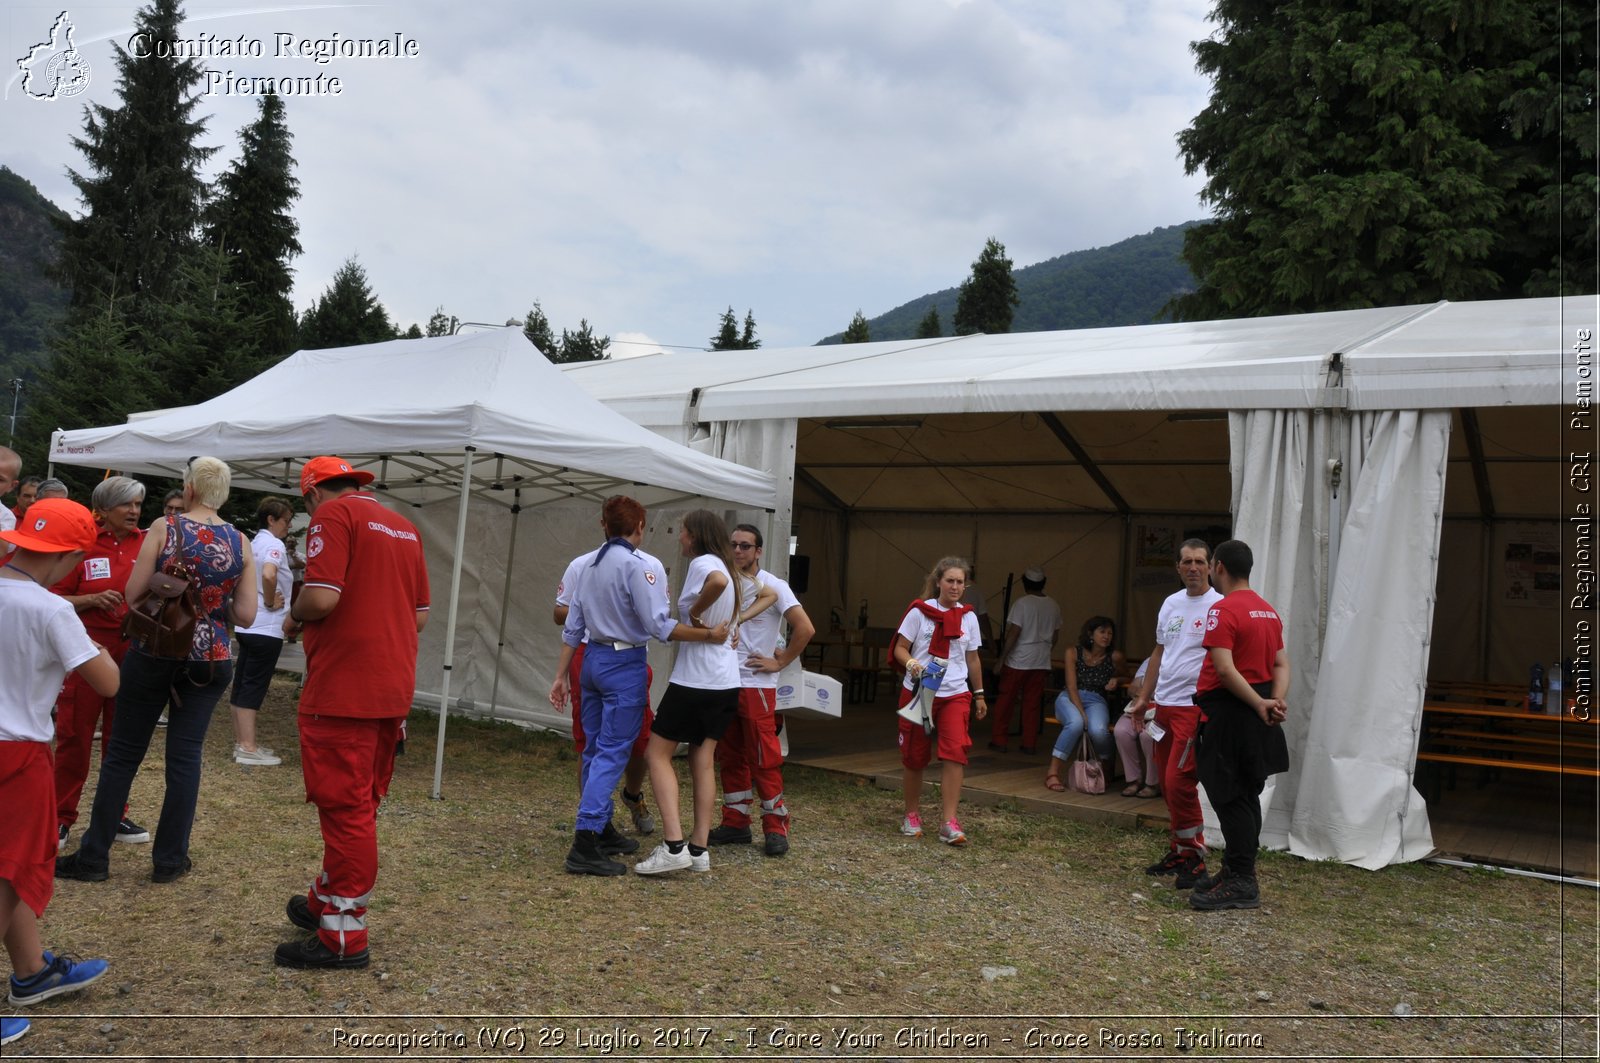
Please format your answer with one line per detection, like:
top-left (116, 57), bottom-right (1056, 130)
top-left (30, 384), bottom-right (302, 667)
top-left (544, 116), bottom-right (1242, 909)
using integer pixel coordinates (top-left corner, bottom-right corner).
top-left (1418, 690), bottom-right (1599, 801)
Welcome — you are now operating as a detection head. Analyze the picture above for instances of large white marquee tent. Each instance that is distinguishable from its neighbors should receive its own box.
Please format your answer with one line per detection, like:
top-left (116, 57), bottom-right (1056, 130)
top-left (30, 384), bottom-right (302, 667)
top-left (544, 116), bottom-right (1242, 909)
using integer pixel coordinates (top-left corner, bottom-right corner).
top-left (556, 296), bottom-right (1590, 870)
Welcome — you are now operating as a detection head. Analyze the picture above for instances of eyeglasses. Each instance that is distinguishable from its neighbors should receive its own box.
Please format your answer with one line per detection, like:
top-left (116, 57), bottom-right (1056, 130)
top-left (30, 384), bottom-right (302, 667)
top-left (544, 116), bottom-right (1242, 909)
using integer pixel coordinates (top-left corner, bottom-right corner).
top-left (731, 542), bottom-right (758, 551)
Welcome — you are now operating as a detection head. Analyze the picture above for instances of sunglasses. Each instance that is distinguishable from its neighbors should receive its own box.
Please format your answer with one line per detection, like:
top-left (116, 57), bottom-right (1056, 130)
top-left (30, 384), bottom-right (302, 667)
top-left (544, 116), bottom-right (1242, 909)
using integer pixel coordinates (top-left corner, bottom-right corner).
top-left (731, 542), bottom-right (759, 551)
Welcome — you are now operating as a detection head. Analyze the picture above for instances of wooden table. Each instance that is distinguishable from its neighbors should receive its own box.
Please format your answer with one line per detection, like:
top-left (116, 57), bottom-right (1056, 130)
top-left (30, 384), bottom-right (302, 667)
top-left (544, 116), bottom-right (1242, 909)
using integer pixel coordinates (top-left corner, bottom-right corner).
top-left (1418, 696), bottom-right (1599, 800)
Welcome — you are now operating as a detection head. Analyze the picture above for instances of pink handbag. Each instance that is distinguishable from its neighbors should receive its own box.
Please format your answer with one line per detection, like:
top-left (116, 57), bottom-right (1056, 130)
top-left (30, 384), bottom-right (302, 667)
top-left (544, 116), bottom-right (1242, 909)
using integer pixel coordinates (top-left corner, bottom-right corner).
top-left (1067, 733), bottom-right (1105, 794)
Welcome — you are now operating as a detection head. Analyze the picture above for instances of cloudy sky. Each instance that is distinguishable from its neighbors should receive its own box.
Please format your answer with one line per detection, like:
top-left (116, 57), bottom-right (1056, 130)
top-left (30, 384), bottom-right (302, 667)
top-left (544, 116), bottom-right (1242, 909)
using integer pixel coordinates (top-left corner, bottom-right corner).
top-left (5, 0), bottom-right (1216, 352)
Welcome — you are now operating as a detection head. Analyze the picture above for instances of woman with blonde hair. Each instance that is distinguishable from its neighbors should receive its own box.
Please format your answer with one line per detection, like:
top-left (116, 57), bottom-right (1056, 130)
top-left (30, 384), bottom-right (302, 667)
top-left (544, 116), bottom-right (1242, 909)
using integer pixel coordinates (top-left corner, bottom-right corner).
top-left (58, 457), bottom-right (255, 884)
top-left (889, 556), bottom-right (987, 845)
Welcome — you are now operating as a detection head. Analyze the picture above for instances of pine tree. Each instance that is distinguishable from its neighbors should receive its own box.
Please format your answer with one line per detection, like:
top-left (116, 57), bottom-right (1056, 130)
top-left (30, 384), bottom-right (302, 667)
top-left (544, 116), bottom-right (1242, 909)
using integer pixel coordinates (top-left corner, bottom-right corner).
top-left (297, 258), bottom-right (395, 350)
top-left (56, 0), bottom-right (214, 316)
top-left (952, 238), bottom-right (1019, 335)
top-left (915, 306), bottom-right (942, 338)
top-left (555, 319), bottom-right (610, 363)
top-left (739, 309), bottom-right (760, 350)
top-left (842, 310), bottom-right (872, 344)
top-left (425, 307), bottom-right (453, 337)
top-left (522, 302), bottom-right (556, 355)
top-left (709, 306), bottom-right (740, 350)
top-left (204, 92), bottom-right (301, 368)
top-left (1172, 0), bottom-right (1598, 319)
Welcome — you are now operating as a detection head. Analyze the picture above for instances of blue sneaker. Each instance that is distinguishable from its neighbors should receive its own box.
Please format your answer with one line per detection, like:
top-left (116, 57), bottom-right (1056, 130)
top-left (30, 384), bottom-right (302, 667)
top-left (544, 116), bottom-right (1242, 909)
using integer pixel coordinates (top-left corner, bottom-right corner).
top-left (7, 950), bottom-right (109, 1005)
top-left (1, 1015), bottom-right (28, 1044)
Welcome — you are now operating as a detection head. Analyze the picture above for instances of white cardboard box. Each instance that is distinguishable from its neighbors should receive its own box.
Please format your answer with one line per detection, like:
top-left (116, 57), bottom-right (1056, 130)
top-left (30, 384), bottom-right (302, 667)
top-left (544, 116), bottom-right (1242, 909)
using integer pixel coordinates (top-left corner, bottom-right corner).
top-left (774, 660), bottom-right (843, 721)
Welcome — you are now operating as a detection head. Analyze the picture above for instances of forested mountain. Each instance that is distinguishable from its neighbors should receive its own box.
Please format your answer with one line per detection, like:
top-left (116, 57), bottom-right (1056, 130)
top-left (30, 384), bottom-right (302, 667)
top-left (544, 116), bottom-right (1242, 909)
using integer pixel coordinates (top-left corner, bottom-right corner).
top-left (0, 166), bottom-right (70, 398)
top-left (819, 222), bottom-right (1201, 344)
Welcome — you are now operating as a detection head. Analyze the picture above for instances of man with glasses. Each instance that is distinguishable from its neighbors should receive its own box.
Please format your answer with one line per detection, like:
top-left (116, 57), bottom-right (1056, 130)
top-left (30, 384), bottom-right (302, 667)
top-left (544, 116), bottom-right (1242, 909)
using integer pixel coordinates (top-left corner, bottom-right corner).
top-left (708, 524), bottom-right (814, 857)
top-left (160, 490), bottom-right (184, 522)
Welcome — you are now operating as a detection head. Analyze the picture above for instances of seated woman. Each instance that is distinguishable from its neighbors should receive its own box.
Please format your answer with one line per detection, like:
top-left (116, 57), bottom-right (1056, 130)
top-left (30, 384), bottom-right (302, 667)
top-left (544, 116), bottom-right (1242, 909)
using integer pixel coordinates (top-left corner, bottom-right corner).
top-left (1113, 657), bottom-right (1161, 798)
top-left (1044, 615), bottom-right (1123, 791)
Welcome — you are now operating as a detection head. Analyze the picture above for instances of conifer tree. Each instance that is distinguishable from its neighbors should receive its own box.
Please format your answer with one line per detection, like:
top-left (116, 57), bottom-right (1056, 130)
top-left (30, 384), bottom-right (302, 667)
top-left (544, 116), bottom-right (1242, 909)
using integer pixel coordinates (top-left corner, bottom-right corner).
top-left (915, 306), bottom-right (942, 338)
top-left (522, 302), bottom-right (556, 355)
top-left (555, 319), bottom-right (610, 363)
top-left (297, 258), bottom-right (395, 350)
top-left (842, 310), bottom-right (872, 344)
top-left (952, 238), bottom-right (1019, 335)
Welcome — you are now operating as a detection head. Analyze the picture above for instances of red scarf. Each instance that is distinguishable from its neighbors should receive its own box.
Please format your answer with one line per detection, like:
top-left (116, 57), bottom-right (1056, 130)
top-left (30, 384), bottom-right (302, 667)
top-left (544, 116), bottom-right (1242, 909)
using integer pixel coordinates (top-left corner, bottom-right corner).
top-left (907, 599), bottom-right (972, 660)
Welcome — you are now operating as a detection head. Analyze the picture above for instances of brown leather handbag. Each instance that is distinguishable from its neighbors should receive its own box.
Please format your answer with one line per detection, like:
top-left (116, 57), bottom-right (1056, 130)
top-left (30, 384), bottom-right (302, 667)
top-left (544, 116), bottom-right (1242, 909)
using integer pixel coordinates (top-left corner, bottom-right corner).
top-left (121, 522), bottom-right (202, 658)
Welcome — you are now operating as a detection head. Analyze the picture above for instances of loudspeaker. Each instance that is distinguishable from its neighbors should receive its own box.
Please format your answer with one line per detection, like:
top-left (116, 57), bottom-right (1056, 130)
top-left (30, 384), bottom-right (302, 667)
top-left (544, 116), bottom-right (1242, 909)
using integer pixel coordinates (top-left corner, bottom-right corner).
top-left (788, 554), bottom-right (810, 594)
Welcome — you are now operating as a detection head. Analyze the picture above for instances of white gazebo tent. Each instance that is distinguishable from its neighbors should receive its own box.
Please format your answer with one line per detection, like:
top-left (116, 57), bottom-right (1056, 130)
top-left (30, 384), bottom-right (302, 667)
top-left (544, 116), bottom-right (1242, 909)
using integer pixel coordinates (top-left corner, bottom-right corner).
top-left (48, 328), bottom-right (779, 797)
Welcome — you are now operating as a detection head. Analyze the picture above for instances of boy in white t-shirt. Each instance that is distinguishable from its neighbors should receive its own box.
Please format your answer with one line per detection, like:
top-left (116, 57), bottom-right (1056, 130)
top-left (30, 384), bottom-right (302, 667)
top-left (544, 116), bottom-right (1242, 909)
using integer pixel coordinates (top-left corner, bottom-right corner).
top-left (0, 499), bottom-right (120, 1046)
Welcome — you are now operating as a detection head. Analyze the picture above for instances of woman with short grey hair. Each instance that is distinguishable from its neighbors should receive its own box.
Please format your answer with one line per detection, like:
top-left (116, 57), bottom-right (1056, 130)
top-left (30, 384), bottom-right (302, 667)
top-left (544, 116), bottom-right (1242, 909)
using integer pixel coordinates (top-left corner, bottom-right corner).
top-left (51, 475), bottom-right (150, 853)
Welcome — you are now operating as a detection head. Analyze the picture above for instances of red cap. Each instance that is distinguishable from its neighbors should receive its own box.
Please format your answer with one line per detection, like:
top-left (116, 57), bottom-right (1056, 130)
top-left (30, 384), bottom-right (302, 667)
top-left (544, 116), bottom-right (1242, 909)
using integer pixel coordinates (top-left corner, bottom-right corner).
top-left (0, 498), bottom-right (98, 553)
top-left (299, 456), bottom-right (374, 495)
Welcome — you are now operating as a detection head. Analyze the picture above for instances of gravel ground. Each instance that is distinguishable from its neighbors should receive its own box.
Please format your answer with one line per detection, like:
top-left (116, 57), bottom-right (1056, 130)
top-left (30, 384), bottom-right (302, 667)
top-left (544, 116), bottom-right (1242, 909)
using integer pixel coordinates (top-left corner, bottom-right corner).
top-left (12, 678), bottom-right (1597, 1060)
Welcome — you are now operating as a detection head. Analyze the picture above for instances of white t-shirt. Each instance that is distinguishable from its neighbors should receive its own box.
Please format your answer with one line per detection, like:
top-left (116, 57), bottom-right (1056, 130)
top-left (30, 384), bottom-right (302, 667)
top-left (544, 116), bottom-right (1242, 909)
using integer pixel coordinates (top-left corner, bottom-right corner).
top-left (737, 569), bottom-right (801, 689)
top-left (0, 577), bottom-right (98, 741)
top-left (238, 528), bottom-right (292, 638)
top-left (1151, 586), bottom-right (1224, 706)
top-left (0, 505), bottom-right (13, 558)
top-left (671, 552), bottom-right (738, 689)
top-left (1002, 593), bottom-right (1062, 670)
top-left (897, 600), bottom-right (982, 698)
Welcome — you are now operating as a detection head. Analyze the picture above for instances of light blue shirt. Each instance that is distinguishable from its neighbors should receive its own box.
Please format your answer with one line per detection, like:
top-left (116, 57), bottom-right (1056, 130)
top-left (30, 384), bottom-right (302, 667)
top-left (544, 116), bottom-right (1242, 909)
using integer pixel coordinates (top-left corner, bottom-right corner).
top-left (561, 539), bottom-right (674, 648)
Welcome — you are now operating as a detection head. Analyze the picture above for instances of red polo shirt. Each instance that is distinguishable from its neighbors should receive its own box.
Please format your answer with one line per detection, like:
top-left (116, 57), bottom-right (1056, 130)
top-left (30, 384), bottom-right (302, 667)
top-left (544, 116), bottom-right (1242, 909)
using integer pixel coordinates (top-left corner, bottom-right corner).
top-left (1195, 589), bottom-right (1283, 694)
top-left (50, 525), bottom-right (145, 641)
top-left (299, 494), bottom-right (430, 719)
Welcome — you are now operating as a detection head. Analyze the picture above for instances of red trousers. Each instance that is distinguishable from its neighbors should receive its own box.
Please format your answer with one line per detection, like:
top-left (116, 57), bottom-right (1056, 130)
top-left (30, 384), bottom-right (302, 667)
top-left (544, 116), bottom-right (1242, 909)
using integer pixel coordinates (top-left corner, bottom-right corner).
top-left (988, 665), bottom-right (1048, 749)
top-left (1152, 702), bottom-right (1207, 858)
top-left (299, 714), bottom-right (400, 957)
top-left (54, 635), bottom-right (129, 829)
top-left (717, 688), bottom-right (788, 836)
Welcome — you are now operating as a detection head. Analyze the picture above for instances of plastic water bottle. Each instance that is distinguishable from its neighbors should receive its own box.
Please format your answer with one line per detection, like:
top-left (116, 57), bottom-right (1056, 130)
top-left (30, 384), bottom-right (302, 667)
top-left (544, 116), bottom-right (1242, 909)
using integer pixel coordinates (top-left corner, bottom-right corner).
top-left (1527, 662), bottom-right (1544, 713)
top-left (1547, 661), bottom-right (1563, 716)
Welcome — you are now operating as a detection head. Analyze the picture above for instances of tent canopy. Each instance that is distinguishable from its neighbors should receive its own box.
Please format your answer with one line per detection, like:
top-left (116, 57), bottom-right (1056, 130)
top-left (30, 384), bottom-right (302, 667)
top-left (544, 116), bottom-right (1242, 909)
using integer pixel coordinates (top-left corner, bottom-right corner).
top-left (49, 328), bottom-right (778, 512)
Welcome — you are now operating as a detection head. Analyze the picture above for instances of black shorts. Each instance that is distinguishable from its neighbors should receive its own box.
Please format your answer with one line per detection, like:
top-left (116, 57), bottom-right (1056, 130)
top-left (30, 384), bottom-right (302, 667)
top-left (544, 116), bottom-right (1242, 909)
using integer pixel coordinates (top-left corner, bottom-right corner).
top-left (229, 631), bottom-right (284, 710)
top-left (651, 683), bottom-right (738, 746)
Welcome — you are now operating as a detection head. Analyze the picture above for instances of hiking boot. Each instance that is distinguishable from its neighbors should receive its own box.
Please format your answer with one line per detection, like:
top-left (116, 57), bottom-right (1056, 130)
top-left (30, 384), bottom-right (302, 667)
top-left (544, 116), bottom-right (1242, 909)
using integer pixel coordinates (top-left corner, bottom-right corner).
top-left (1144, 849), bottom-right (1185, 876)
top-left (939, 820), bottom-right (968, 846)
top-left (763, 833), bottom-right (790, 857)
top-left (115, 817), bottom-right (149, 844)
top-left (707, 825), bottom-right (752, 847)
top-left (1, 1016), bottom-right (28, 1045)
top-left (274, 936), bottom-right (370, 969)
top-left (1173, 855), bottom-right (1208, 890)
top-left (633, 842), bottom-right (692, 875)
top-left (899, 813), bottom-right (923, 838)
top-left (597, 821), bottom-right (639, 856)
top-left (689, 848), bottom-right (711, 873)
top-left (234, 745), bottom-right (282, 766)
top-left (8, 951), bottom-right (109, 1005)
top-left (622, 791), bottom-right (655, 834)
top-left (151, 857), bottom-right (192, 883)
top-left (565, 830), bottom-right (626, 877)
top-left (286, 895), bottom-right (318, 932)
top-left (1189, 872), bottom-right (1260, 911)
top-left (55, 851), bottom-right (109, 882)
top-left (1191, 865), bottom-right (1229, 893)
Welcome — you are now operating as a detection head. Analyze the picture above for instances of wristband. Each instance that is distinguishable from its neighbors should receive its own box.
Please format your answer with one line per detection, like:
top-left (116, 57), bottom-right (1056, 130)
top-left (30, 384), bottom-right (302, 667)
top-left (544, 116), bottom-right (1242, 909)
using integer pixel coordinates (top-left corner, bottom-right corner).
top-left (973, 689), bottom-right (986, 697)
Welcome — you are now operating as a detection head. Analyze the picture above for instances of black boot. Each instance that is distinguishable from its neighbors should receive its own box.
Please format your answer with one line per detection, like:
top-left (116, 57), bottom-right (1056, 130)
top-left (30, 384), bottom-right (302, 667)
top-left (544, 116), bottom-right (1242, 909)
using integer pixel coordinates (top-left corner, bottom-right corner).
top-left (565, 829), bottom-right (626, 876)
top-left (598, 820), bottom-right (640, 856)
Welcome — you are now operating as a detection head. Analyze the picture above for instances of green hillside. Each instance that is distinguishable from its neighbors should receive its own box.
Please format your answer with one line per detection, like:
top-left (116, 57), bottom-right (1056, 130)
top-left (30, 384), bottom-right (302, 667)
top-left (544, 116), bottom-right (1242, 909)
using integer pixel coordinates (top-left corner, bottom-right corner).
top-left (0, 166), bottom-right (70, 401)
top-left (819, 221), bottom-right (1202, 344)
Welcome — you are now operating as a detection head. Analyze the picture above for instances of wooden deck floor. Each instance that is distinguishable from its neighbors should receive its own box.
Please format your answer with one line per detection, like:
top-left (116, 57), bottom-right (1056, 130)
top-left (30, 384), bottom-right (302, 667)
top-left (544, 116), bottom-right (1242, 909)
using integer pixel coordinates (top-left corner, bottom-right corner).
top-left (784, 690), bottom-right (1599, 881)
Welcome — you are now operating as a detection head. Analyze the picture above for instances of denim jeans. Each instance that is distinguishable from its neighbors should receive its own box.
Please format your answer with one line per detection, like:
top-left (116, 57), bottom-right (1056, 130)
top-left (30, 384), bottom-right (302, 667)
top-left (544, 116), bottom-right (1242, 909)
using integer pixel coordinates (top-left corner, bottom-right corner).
top-left (1052, 689), bottom-right (1112, 761)
top-left (75, 648), bottom-right (233, 873)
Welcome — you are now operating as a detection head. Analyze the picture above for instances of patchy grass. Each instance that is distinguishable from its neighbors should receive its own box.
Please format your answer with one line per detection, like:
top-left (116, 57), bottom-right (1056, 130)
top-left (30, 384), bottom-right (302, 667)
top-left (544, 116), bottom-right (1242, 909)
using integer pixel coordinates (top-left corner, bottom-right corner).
top-left (14, 678), bottom-right (1598, 1058)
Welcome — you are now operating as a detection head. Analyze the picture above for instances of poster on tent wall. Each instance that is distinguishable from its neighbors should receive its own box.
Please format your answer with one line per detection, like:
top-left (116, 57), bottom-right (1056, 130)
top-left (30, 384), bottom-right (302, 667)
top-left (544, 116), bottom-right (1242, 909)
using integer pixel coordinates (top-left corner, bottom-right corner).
top-left (1133, 524), bottom-right (1178, 589)
top-left (1503, 534), bottom-right (1560, 608)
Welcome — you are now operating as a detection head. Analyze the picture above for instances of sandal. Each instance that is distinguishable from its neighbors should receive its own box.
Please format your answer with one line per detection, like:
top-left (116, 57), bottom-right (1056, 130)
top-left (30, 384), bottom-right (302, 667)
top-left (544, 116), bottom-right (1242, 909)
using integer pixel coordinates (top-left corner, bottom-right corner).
top-left (1121, 783), bottom-right (1141, 797)
top-left (1044, 775), bottom-right (1067, 792)
top-left (1136, 785), bottom-right (1161, 799)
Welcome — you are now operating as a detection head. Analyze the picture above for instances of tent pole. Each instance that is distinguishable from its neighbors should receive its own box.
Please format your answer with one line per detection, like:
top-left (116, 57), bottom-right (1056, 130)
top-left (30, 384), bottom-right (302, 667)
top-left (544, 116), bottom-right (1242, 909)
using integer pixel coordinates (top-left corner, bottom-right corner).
top-left (488, 490), bottom-right (523, 718)
top-left (431, 447), bottom-right (477, 800)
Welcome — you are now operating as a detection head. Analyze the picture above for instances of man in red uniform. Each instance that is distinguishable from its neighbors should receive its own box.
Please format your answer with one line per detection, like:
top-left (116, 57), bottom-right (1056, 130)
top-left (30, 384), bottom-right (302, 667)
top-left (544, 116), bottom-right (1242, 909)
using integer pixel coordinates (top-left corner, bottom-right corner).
top-left (1190, 539), bottom-right (1289, 912)
top-left (275, 457), bottom-right (429, 969)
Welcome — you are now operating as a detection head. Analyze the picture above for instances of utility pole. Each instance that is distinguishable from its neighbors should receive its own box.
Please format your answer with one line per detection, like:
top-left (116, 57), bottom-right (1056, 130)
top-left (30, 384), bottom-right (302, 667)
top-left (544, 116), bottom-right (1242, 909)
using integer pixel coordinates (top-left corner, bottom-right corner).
top-left (7, 378), bottom-right (21, 449)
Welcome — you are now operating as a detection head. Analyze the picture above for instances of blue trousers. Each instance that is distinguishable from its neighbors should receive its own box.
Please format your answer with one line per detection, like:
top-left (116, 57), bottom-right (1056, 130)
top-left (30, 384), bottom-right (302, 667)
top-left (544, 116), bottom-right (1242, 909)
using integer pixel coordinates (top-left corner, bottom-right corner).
top-left (1052, 689), bottom-right (1113, 761)
top-left (76, 648), bottom-right (232, 873)
top-left (575, 644), bottom-right (648, 832)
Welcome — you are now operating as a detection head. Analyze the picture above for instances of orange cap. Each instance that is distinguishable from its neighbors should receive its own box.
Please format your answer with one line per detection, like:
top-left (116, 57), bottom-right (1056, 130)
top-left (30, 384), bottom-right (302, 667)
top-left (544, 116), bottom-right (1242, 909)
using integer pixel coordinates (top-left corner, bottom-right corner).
top-left (299, 456), bottom-right (374, 495)
top-left (1, 497), bottom-right (98, 553)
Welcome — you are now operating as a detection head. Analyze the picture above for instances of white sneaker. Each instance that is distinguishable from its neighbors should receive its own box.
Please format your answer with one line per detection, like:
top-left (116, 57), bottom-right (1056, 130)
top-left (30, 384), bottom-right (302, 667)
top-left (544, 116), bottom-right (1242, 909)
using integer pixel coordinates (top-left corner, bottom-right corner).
top-left (633, 842), bottom-right (692, 875)
top-left (939, 820), bottom-right (968, 846)
top-left (234, 746), bottom-right (282, 766)
top-left (689, 849), bottom-right (710, 873)
top-left (900, 813), bottom-right (923, 837)
top-left (234, 743), bottom-right (275, 757)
